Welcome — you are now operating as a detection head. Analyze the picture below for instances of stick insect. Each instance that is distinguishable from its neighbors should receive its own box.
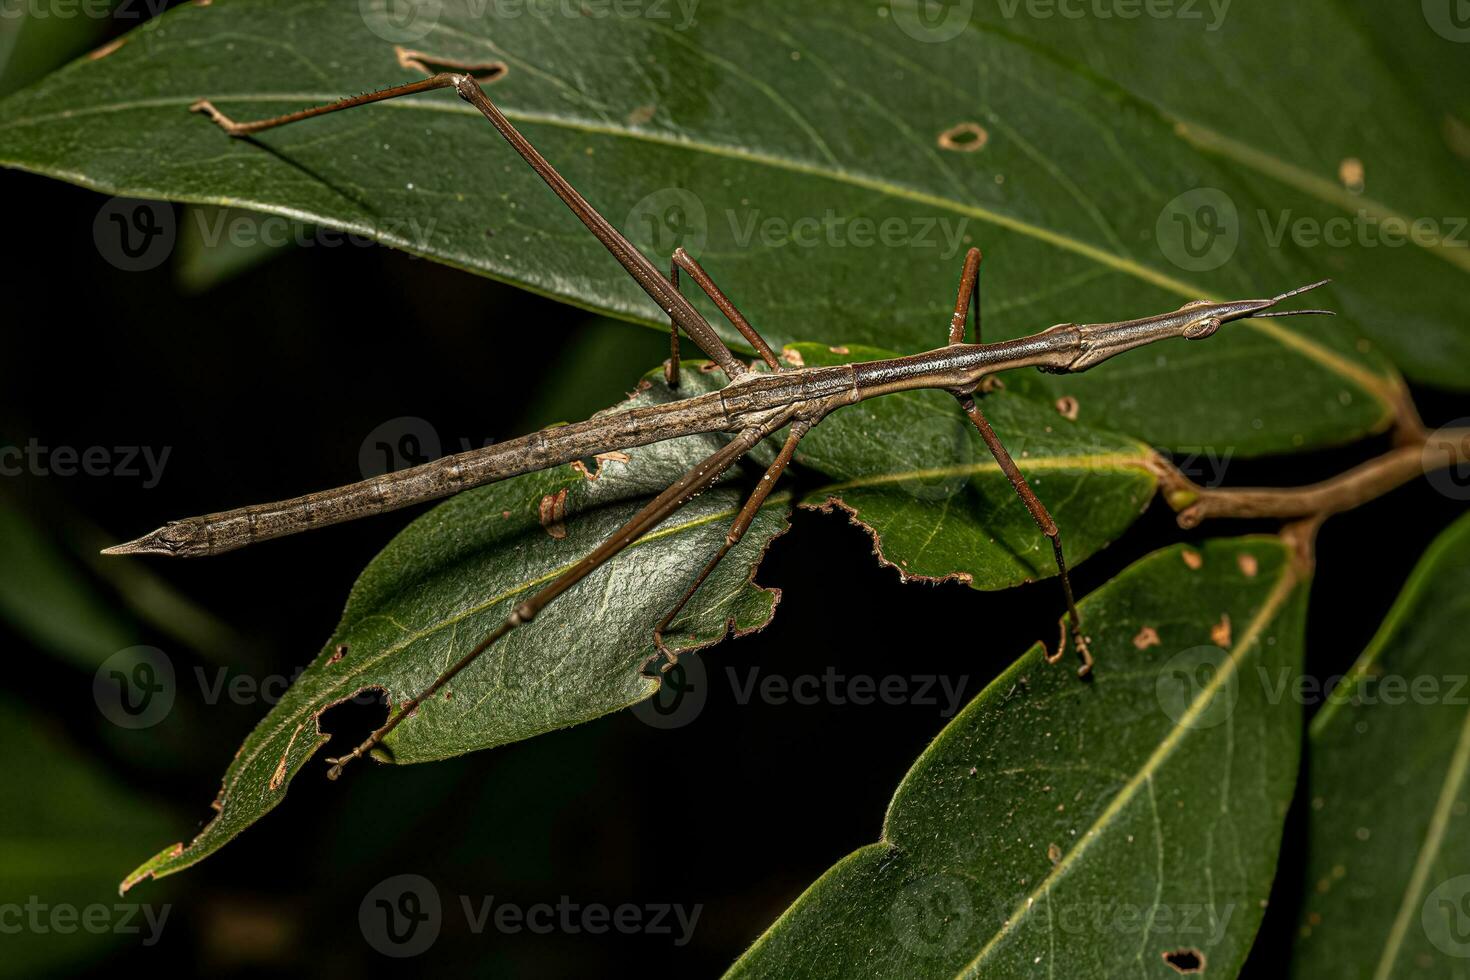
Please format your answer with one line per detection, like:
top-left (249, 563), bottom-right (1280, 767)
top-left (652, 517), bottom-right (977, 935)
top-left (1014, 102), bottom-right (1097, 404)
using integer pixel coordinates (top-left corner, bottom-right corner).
top-left (106, 71), bottom-right (1333, 779)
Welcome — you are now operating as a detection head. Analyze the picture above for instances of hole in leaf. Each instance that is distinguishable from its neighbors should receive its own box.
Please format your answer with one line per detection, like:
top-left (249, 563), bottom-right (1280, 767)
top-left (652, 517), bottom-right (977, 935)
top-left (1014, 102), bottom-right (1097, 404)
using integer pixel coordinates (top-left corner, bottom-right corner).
top-left (394, 46), bottom-right (507, 85)
top-left (1162, 948), bottom-right (1206, 974)
top-left (316, 687), bottom-right (390, 769)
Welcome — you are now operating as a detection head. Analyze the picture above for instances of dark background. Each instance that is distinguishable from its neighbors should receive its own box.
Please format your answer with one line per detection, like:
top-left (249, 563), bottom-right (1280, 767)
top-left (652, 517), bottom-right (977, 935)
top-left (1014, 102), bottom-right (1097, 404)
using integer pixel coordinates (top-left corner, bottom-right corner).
top-left (2, 163), bottom-right (1466, 977)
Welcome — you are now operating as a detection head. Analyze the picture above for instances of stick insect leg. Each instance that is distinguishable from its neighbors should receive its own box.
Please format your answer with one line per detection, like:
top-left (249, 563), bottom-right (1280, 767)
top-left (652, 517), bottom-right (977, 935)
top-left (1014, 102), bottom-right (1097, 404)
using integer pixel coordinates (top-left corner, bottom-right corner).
top-left (957, 396), bottom-right (1091, 677)
top-left (647, 420), bottom-right (810, 674)
top-left (193, 73), bottom-right (748, 382)
top-left (948, 247), bottom-right (983, 346)
top-left (666, 259), bottom-right (682, 387)
top-left (324, 418), bottom-right (783, 779)
top-left (944, 248), bottom-right (1088, 675)
top-left (672, 247), bottom-right (784, 372)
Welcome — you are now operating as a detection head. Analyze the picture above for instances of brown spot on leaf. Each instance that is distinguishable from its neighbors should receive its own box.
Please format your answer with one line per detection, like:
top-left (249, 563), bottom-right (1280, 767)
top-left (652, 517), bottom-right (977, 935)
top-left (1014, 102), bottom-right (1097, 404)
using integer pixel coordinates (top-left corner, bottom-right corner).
top-left (1338, 157), bottom-right (1365, 193)
top-left (1211, 613), bottom-right (1232, 648)
top-left (270, 724), bottom-right (304, 791)
top-left (1055, 396), bottom-right (1079, 421)
top-left (978, 376), bottom-right (1006, 394)
top-left (1182, 549), bottom-right (1203, 570)
top-left (1162, 949), bottom-right (1205, 974)
top-left (1133, 627), bottom-right (1161, 650)
top-left (1047, 842), bottom-right (1062, 864)
top-left (394, 46), bottom-right (507, 84)
top-left (828, 345), bottom-right (850, 355)
top-left (627, 103), bottom-right (657, 125)
top-left (88, 37), bottom-right (127, 60)
top-left (781, 346), bottom-right (806, 368)
top-left (938, 121), bottom-right (989, 152)
top-left (327, 644), bottom-right (347, 665)
top-left (539, 489), bottom-right (569, 539)
top-left (1237, 552), bottom-right (1259, 578)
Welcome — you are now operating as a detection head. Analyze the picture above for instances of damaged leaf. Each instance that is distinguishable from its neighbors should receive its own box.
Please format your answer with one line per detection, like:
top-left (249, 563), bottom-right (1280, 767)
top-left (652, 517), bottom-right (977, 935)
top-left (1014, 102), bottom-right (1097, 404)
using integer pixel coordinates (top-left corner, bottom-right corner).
top-left (728, 537), bottom-right (1308, 979)
top-left (122, 366), bottom-right (790, 890)
top-left (1289, 511), bottom-right (1470, 978)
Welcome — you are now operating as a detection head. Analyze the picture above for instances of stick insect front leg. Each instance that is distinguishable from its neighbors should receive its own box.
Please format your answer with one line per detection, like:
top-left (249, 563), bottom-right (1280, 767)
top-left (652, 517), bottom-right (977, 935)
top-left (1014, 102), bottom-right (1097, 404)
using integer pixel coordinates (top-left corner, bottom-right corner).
top-left (665, 246), bottom-right (784, 387)
top-left (193, 72), bottom-right (749, 384)
top-left (946, 247), bottom-right (1092, 676)
top-left (647, 419), bottom-right (810, 674)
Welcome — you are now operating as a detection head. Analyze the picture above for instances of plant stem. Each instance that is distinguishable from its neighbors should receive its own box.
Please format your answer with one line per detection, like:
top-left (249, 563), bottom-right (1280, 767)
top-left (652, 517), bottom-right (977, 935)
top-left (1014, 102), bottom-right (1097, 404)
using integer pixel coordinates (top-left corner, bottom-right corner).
top-left (1153, 427), bottom-right (1469, 531)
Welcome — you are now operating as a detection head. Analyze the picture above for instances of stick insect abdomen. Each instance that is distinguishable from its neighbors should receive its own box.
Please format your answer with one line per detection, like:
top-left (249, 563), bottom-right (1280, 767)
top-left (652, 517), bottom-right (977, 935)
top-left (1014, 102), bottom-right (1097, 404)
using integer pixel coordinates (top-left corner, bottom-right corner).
top-left (106, 382), bottom-right (742, 558)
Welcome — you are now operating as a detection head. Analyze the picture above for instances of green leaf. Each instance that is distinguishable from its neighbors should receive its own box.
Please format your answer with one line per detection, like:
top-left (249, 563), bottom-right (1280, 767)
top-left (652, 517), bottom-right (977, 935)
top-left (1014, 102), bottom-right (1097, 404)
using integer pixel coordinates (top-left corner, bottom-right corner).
top-left (0, 498), bottom-right (134, 669)
top-left (728, 536), bottom-right (1308, 979)
top-left (0, 698), bottom-right (174, 976)
top-left (122, 366), bottom-right (792, 889)
top-left (789, 342), bottom-right (1158, 588)
top-left (1289, 512), bottom-right (1470, 979)
top-left (0, 0), bottom-right (1438, 453)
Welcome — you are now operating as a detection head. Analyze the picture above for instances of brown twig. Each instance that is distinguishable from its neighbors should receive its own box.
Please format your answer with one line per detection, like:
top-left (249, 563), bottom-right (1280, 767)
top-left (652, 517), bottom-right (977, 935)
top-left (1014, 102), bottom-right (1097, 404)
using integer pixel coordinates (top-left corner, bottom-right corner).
top-left (1153, 425), bottom-right (1469, 558)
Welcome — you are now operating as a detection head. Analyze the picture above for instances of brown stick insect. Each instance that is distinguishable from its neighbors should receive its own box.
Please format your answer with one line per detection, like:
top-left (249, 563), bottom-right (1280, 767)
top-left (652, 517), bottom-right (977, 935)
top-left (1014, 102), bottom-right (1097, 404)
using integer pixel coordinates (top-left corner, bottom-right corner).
top-left (105, 72), bottom-right (1333, 779)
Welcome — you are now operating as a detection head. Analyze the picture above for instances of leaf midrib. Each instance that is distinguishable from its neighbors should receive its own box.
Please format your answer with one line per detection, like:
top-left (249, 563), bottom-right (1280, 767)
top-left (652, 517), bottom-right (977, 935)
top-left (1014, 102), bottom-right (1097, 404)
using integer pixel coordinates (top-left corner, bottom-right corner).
top-left (0, 92), bottom-right (1396, 409)
top-left (957, 548), bottom-right (1302, 977)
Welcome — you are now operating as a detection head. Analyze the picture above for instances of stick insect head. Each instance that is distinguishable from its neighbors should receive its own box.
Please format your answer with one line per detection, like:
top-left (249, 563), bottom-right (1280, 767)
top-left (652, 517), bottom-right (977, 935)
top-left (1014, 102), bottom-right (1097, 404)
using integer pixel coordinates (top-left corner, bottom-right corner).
top-left (1059, 279), bottom-right (1336, 372)
top-left (1176, 278), bottom-right (1336, 338)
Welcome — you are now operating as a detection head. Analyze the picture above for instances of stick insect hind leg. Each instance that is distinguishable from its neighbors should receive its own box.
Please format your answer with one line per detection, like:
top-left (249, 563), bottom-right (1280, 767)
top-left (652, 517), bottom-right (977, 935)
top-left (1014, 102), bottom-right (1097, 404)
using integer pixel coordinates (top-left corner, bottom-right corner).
top-left (946, 247), bottom-right (1093, 676)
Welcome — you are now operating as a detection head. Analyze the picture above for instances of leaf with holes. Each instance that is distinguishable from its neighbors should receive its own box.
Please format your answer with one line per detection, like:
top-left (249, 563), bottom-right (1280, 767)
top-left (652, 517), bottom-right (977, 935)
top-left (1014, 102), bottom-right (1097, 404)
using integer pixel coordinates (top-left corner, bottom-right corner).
top-left (2, 0), bottom-right (1451, 454)
top-left (121, 366), bottom-right (793, 890)
top-left (1289, 511), bottom-right (1470, 978)
top-left (728, 536), bottom-right (1309, 979)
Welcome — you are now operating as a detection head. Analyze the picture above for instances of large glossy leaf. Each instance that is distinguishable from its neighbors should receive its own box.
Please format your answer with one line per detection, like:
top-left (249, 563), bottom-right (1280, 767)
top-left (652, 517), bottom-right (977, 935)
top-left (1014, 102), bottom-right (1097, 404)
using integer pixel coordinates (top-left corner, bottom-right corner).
top-left (1289, 512), bottom-right (1470, 979)
top-left (0, 0), bottom-right (1441, 453)
top-left (728, 536), bottom-right (1309, 978)
top-left (121, 357), bottom-right (1168, 886)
